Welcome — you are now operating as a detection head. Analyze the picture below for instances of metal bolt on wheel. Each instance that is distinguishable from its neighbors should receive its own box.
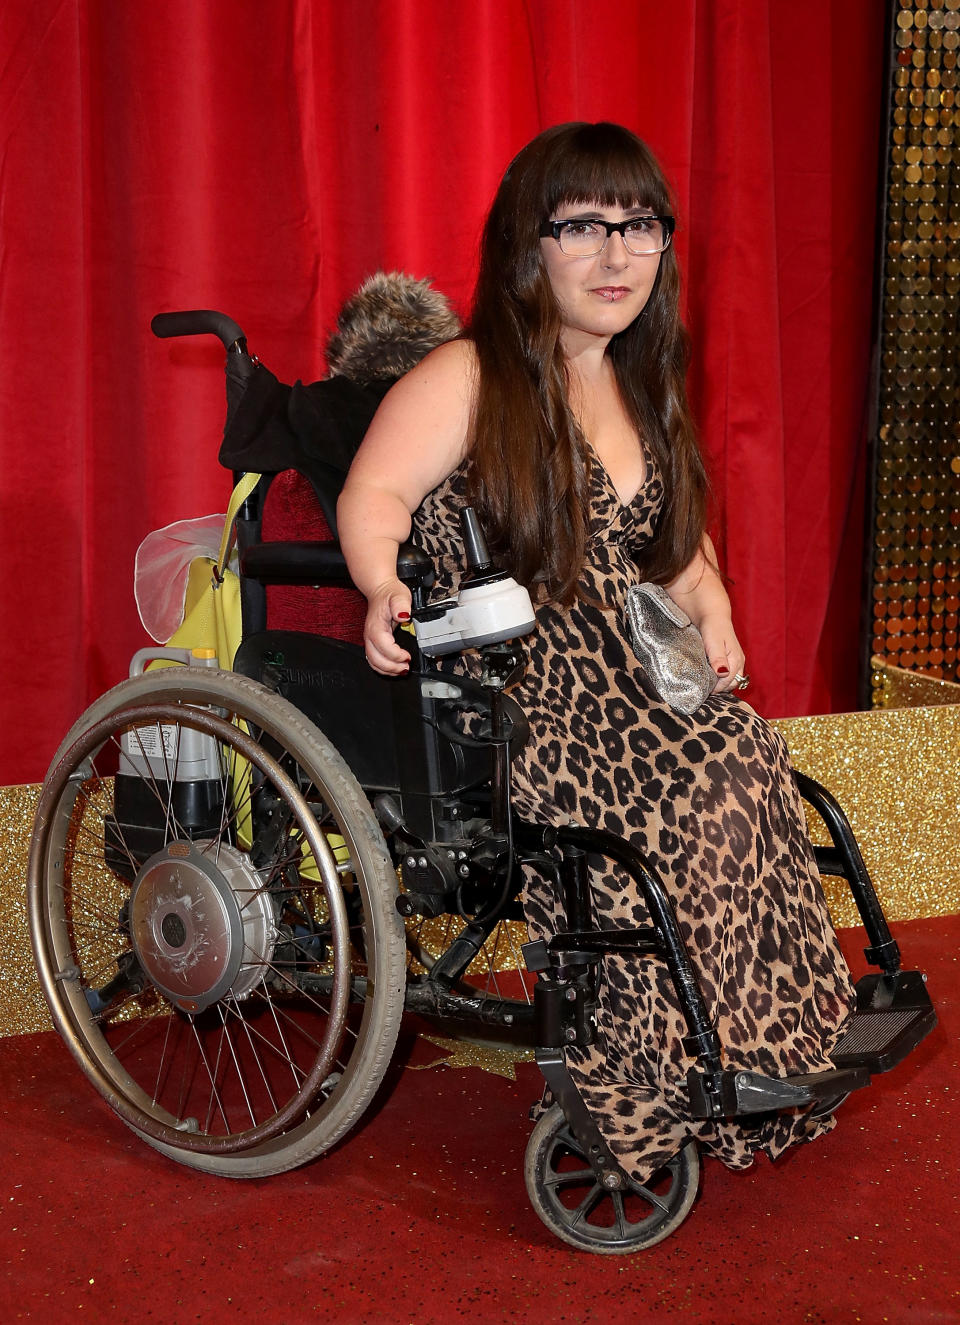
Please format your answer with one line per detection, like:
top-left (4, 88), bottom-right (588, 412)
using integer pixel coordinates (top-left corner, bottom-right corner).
top-left (524, 1104), bottom-right (700, 1253)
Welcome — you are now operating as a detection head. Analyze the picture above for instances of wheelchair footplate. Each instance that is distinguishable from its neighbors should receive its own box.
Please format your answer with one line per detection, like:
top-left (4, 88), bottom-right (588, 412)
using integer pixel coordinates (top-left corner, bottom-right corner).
top-left (687, 967), bottom-right (937, 1120)
top-left (524, 821), bottom-right (938, 1128)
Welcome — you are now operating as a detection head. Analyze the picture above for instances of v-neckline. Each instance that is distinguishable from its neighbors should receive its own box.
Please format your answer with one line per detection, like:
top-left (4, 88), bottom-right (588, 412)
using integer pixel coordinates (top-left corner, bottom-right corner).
top-left (589, 443), bottom-right (649, 511)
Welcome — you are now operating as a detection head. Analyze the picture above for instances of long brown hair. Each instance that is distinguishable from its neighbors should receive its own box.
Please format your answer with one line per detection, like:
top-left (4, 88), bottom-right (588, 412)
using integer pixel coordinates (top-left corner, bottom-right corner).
top-left (465, 122), bottom-right (707, 603)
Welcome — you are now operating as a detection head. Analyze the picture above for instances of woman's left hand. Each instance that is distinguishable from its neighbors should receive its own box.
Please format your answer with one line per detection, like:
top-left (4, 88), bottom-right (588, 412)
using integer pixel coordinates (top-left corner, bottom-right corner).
top-left (698, 612), bottom-right (748, 695)
top-left (665, 538), bottom-right (749, 696)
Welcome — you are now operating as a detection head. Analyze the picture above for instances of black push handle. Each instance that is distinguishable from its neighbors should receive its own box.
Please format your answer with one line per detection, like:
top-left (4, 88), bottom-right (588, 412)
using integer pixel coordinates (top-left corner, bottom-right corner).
top-left (151, 310), bottom-right (247, 351)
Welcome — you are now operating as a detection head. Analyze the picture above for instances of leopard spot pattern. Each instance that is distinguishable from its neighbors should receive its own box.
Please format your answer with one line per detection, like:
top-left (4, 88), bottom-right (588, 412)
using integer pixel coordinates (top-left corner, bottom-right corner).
top-left (414, 448), bottom-right (855, 1185)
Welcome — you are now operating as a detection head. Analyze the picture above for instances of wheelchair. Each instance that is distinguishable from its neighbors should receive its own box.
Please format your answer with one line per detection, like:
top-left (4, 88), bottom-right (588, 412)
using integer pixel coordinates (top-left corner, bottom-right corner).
top-left (27, 311), bottom-right (938, 1255)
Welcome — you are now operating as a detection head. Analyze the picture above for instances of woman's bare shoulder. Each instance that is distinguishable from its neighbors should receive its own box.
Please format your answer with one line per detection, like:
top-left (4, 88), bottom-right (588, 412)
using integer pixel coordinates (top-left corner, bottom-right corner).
top-left (368, 337), bottom-right (476, 432)
top-left (390, 336), bottom-right (477, 397)
top-left (346, 338), bottom-right (477, 505)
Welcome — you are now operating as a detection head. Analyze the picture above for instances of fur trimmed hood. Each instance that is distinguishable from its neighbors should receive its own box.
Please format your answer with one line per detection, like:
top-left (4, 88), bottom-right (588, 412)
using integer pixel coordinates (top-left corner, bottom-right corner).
top-left (325, 270), bottom-right (461, 384)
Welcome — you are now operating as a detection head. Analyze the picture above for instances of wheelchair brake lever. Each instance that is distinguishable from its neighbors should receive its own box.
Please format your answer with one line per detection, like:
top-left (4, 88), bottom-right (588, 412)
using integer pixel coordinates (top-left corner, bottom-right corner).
top-left (372, 794), bottom-right (424, 847)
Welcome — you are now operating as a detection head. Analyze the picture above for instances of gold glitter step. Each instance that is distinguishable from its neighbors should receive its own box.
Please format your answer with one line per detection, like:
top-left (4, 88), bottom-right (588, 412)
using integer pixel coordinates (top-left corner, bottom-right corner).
top-left (3, 699), bottom-right (959, 1038)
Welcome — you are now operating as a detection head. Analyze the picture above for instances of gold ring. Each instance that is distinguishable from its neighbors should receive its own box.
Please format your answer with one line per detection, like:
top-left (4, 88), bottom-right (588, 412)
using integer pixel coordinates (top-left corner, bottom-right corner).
top-left (733, 673), bottom-right (750, 691)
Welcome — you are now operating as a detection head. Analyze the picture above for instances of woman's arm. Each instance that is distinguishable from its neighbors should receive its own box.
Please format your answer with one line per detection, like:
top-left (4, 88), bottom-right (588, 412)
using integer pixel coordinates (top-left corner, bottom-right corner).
top-left (337, 339), bottom-right (476, 674)
top-left (665, 534), bottom-right (747, 694)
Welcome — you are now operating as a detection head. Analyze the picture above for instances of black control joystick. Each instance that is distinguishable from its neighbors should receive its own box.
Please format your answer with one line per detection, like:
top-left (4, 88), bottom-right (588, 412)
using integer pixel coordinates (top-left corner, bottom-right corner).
top-left (459, 507), bottom-right (504, 587)
top-left (461, 507), bottom-right (493, 574)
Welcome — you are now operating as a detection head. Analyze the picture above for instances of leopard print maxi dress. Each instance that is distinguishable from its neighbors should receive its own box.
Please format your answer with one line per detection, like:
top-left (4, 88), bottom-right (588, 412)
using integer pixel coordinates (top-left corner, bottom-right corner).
top-left (413, 449), bottom-right (855, 1184)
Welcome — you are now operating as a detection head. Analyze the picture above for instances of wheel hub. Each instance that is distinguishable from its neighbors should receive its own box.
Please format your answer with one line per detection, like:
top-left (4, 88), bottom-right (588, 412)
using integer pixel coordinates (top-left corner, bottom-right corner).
top-left (129, 840), bottom-right (276, 1013)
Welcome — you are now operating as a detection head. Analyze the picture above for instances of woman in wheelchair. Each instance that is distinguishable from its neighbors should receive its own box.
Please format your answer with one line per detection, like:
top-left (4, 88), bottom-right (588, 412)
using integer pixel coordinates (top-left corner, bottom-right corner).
top-left (338, 122), bottom-right (856, 1188)
top-left (28, 122), bottom-right (934, 1259)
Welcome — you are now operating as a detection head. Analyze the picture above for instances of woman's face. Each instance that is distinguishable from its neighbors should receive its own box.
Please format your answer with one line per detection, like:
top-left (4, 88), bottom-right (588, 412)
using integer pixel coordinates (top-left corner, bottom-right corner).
top-left (539, 199), bottom-right (662, 351)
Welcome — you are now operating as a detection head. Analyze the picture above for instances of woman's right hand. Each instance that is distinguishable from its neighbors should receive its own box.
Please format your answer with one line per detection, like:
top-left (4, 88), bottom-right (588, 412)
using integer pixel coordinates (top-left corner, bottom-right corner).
top-left (337, 341), bottom-right (477, 675)
top-left (363, 578), bottom-right (413, 674)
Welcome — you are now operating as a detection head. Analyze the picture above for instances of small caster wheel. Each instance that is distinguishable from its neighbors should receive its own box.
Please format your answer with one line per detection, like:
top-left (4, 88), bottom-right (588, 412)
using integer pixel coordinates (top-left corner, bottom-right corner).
top-left (524, 1104), bottom-right (700, 1254)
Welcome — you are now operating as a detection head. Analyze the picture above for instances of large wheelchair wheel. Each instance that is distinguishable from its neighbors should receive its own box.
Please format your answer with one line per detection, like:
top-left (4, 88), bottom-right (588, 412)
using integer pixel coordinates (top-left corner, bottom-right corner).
top-left (28, 668), bottom-right (406, 1178)
top-left (524, 1104), bottom-right (700, 1253)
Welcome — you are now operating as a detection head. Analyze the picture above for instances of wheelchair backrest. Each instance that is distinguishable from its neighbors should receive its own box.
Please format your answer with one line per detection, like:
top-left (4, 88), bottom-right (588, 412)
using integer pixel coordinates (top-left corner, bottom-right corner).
top-left (259, 469), bottom-right (366, 643)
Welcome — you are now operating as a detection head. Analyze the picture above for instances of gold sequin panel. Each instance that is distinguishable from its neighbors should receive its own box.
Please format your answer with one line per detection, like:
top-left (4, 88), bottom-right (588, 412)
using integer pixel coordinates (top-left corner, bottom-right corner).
top-left (870, 0), bottom-right (960, 694)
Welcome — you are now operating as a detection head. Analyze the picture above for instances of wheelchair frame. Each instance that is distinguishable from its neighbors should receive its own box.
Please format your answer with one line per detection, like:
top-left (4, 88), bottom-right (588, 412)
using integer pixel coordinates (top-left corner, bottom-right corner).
top-left (26, 312), bottom-right (937, 1254)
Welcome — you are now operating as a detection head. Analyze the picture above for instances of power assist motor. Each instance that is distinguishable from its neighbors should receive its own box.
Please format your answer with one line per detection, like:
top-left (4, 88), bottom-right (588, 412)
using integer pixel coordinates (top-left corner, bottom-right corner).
top-left (411, 507), bottom-right (536, 657)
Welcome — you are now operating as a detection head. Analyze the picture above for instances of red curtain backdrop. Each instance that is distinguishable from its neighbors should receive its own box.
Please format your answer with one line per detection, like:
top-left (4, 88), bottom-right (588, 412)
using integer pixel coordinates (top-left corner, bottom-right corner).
top-left (0, 0), bottom-right (884, 785)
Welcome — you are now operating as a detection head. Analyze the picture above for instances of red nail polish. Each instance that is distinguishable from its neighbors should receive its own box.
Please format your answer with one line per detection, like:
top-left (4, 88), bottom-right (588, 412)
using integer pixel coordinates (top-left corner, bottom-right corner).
top-left (716, 666), bottom-right (729, 675)
top-left (396, 612), bottom-right (410, 621)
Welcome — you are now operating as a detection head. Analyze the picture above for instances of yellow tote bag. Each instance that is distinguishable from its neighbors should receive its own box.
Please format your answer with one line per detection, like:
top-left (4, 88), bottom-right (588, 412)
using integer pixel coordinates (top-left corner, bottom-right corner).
top-left (150, 473), bottom-right (261, 845)
top-left (161, 472), bottom-right (261, 670)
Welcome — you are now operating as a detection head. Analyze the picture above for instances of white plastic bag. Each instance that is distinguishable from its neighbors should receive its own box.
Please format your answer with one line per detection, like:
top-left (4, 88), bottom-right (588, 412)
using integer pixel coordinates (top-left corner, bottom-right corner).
top-left (134, 514), bottom-right (231, 643)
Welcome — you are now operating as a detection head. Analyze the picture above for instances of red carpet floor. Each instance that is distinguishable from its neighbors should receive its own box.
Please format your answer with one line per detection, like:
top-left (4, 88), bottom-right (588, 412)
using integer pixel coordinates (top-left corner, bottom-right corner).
top-left (1, 916), bottom-right (956, 1325)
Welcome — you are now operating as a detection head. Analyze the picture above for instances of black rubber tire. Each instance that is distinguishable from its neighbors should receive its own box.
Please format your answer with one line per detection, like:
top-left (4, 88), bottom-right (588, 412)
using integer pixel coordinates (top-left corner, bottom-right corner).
top-left (524, 1104), bottom-right (700, 1253)
top-left (28, 668), bottom-right (406, 1178)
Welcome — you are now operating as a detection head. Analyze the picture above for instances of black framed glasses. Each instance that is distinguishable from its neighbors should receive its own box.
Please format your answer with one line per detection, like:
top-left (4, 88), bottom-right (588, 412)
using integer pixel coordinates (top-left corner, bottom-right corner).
top-left (539, 215), bottom-right (675, 257)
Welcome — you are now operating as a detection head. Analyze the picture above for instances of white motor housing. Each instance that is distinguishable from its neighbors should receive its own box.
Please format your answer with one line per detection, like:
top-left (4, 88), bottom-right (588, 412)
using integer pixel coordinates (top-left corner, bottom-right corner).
top-left (413, 573), bottom-right (536, 657)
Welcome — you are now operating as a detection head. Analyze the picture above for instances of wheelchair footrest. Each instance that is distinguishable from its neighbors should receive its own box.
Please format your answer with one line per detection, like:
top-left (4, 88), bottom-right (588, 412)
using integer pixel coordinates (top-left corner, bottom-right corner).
top-left (687, 1064), bottom-right (871, 1119)
top-left (829, 970), bottom-right (936, 1074)
top-left (687, 970), bottom-right (937, 1120)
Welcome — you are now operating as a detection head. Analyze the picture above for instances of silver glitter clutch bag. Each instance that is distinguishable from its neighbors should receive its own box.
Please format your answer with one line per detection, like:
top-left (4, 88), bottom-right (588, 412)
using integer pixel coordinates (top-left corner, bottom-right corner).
top-left (624, 583), bottom-right (717, 715)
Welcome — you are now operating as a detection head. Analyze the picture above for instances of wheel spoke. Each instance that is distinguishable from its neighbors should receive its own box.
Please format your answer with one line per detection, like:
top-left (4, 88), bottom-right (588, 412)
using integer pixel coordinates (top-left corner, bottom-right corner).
top-left (610, 1189), bottom-right (629, 1239)
top-left (249, 981), bottom-right (330, 1055)
top-left (151, 1009), bottom-right (177, 1107)
top-left (630, 1179), bottom-right (672, 1213)
top-left (187, 1015), bottom-right (234, 1133)
top-left (568, 1182), bottom-right (604, 1227)
top-left (123, 725), bottom-right (190, 844)
top-left (213, 738), bottom-right (239, 857)
top-left (200, 1018), bottom-right (229, 1134)
top-left (259, 992), bottom-right (310, 1093)
top-left (227, 997), bottom-right (283, 1115)
top-left (100, 998), bottom-right (171, 1058)
top-left (156, 721), bottom-right (183, 844)
top-left (214, 1004), bottom-right (259, 1129)
top-left (89, 984), bottom-right (153, 1023)
top-left (69, 767), bottom-right (141, 877)
top-left (74, 951), bottom-right (131, 992)
top-left (222, 989), bottom-right (312, 1082)
top-left (541, 1165), bottom-right (593, 1189)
